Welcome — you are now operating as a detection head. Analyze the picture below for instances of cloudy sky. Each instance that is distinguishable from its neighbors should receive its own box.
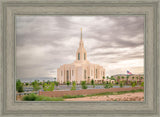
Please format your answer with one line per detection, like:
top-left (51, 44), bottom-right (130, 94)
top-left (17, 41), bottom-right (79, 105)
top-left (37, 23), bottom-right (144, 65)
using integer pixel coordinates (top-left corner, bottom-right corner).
top-left (16, 16), bottom-right (144, 79)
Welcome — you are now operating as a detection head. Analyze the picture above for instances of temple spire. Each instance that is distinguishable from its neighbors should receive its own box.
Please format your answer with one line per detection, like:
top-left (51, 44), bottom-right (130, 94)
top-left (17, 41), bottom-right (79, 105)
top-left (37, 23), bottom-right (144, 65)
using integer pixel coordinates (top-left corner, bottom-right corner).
top-left (81, 28), bottom-right (82, 40)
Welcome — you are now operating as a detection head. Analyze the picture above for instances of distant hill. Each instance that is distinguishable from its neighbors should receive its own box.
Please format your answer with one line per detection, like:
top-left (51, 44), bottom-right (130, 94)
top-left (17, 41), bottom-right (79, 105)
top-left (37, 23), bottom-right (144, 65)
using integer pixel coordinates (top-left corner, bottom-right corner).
top-left (111, 74), bottom-right (144, 77)
top-left (16, 77), bottom-right (56, 82)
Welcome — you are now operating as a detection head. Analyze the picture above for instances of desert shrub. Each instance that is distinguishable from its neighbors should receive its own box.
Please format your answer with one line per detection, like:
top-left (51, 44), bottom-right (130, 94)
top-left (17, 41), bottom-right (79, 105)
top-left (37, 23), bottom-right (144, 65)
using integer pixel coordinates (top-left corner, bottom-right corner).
top-left (71, 81), bottom-right (76, 90)
top-left (81, 81), bottom-right (88, 89)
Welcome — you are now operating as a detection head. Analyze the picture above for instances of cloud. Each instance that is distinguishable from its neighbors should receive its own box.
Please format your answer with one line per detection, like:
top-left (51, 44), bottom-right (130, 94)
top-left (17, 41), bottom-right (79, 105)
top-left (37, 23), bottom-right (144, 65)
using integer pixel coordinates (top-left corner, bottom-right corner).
top-left (16, 16), bottom-right (144, 78)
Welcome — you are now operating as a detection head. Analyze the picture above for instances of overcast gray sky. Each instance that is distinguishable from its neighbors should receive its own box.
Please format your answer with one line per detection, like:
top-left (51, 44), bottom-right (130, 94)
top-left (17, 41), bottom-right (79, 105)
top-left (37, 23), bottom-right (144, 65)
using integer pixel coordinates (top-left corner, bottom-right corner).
top-left (16, 16), bottom-right (144, 79)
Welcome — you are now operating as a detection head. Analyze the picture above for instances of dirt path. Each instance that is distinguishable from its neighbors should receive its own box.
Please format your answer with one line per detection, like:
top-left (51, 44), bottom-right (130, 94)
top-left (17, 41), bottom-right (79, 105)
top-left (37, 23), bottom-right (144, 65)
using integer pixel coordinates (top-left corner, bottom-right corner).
top-left (64, 92), bottom-right (144, 101)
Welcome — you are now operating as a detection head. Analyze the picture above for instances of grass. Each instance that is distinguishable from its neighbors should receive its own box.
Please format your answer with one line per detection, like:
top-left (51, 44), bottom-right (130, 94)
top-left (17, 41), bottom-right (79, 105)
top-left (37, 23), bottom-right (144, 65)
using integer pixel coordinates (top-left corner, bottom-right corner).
top-left (22, 89), bottom-right (144, 101)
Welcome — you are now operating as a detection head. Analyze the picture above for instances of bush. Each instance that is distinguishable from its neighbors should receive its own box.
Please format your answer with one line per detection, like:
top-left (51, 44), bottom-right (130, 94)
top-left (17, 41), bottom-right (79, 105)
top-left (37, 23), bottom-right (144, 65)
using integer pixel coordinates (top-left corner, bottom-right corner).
top-left (16, 79), bottom-right (24, 92)
top-left (141, 82), bottom-right (144, 87)
top-left (104, 82), bottom-right (113, 89)
top-left (43, 82), bottom-right (55, 91)
top-left (54, 81), bottom-right (59, 86)
top-left (71, 81), bottom-right (76, 90)
top-left (131, 81), bottom-right (136, 87)
top-left (32, 80), bottom-right (41, 91)
top-left (81, 81), bottom-right (88, 89)
top-left (23, 93), bottom-right (37, 101)
top-left (67, 81), bottom-right (70, 86)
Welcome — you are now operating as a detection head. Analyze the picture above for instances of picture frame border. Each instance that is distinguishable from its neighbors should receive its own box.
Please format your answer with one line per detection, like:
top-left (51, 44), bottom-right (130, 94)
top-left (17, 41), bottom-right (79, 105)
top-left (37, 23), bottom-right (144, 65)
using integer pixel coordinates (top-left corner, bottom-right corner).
top-left (0, 0), bottom-right (159, 117)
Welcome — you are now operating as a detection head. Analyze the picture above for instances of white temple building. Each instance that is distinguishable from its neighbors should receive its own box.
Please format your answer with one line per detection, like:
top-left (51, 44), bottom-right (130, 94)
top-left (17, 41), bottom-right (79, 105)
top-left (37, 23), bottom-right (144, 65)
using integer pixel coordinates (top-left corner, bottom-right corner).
top-left (57, 29), bottom-right (106, 84)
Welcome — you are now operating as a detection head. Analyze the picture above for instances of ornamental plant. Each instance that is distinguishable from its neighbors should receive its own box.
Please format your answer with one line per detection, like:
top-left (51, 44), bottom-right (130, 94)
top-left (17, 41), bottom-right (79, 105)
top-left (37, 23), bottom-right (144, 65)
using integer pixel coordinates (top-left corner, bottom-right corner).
top-left (71, 81), bottom-right (76, 90)
top-left (81, 81), bottom-right (88, 89)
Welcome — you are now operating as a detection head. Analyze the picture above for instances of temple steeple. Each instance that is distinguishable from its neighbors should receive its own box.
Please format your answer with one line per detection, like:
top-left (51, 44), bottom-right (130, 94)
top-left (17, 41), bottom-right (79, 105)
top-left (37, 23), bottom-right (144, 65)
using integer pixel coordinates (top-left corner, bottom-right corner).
top-left (79, 28), bottom-right (84, 48)
top-left (76, 28), bottom-right (87, 62)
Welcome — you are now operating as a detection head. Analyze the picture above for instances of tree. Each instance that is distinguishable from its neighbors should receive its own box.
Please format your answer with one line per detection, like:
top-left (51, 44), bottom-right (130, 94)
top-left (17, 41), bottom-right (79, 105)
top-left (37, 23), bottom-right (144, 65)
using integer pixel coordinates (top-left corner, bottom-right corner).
top-left (32, 80), bottom-right (41, 91)
top-left (120, 81), bottom-right (123, 88)
top-left (16, 80), bottom-right (24, 92)
top-left (126, 75), bottom-right (129, 85)
top-left (140, 76), bottom-right (143, 81)
top-left (25, 82), bottom-right (29, 86)
top-left (121, 76), bottom-right (125, 81)
top-left (91, 79), bottom-right (95, 88)
top-left (47, 80), bottom-right (50, 85)
top-left (43, 82), bottom-right (55, 91)
top-left (132, 76), bottom-right (135, 80)
top-left (39, 82), bottom-right (42, 85)
top-left (117, 76), bottom-right (121, 82)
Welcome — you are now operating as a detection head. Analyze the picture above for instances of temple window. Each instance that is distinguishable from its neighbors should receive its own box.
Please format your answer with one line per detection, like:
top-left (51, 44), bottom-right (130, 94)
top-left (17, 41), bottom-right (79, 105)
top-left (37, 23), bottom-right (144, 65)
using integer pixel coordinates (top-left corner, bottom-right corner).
top-left (78, 53), bottom-right (80, 60)
top-left (96, 69), bottom-right (98, 78)
top-left (84, 70), bottom-right (86, 79)
top-left (67, 70), bottom-right (69, 81)
top-left (61, 71), bottom-right (63, 76)
top-left (84, 53), bottom-right (86, 60)
top-left (72, 70), bottom-right (74, 76)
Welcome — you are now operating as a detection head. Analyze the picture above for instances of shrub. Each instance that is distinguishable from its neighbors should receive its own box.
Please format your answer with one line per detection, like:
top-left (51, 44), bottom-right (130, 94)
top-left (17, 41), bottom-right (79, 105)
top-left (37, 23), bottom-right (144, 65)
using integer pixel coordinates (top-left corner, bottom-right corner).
top-left (54, 81), bottom-right (59, 86)
top-left (22, 93), bottom-right (63, 101)
top-left (16, 79), bottom-right (24, 92)
top-left (23, 93), bottom-right (37, 101)
top-left (81, 81), bottom-right (88, 89)
top-left (67, 81), bottom-right (70, 86)
top-left (131, 81), bottom-right (136, 87)
top-left (71, 81), bottom-right (76, 90)
top-left (104, 82), bottom-right (113, 89)
top-left (43, 82), bottom-right (55, 91)
top-left (141, 82), bottom-right (144, 87)
top-left (32, 80), bottom-right (41, 91)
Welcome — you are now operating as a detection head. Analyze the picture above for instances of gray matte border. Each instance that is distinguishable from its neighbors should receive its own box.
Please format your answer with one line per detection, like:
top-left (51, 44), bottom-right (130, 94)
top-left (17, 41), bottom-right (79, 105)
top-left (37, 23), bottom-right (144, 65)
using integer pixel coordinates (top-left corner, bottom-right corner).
top-left (0, 0), bottom-right (159, 117)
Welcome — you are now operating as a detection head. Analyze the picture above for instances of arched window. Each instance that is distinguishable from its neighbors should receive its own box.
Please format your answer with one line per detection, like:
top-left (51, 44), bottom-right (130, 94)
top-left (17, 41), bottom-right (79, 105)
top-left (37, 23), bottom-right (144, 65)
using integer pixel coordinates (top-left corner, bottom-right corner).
top-left (84, 70), bottom-right (86, 79)
top-left (84, 53), bottom-right (86, 60)
top-left (67, 70), bottom-right (69, 81)
top-left (78, 53), bottom-right (80, 60)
